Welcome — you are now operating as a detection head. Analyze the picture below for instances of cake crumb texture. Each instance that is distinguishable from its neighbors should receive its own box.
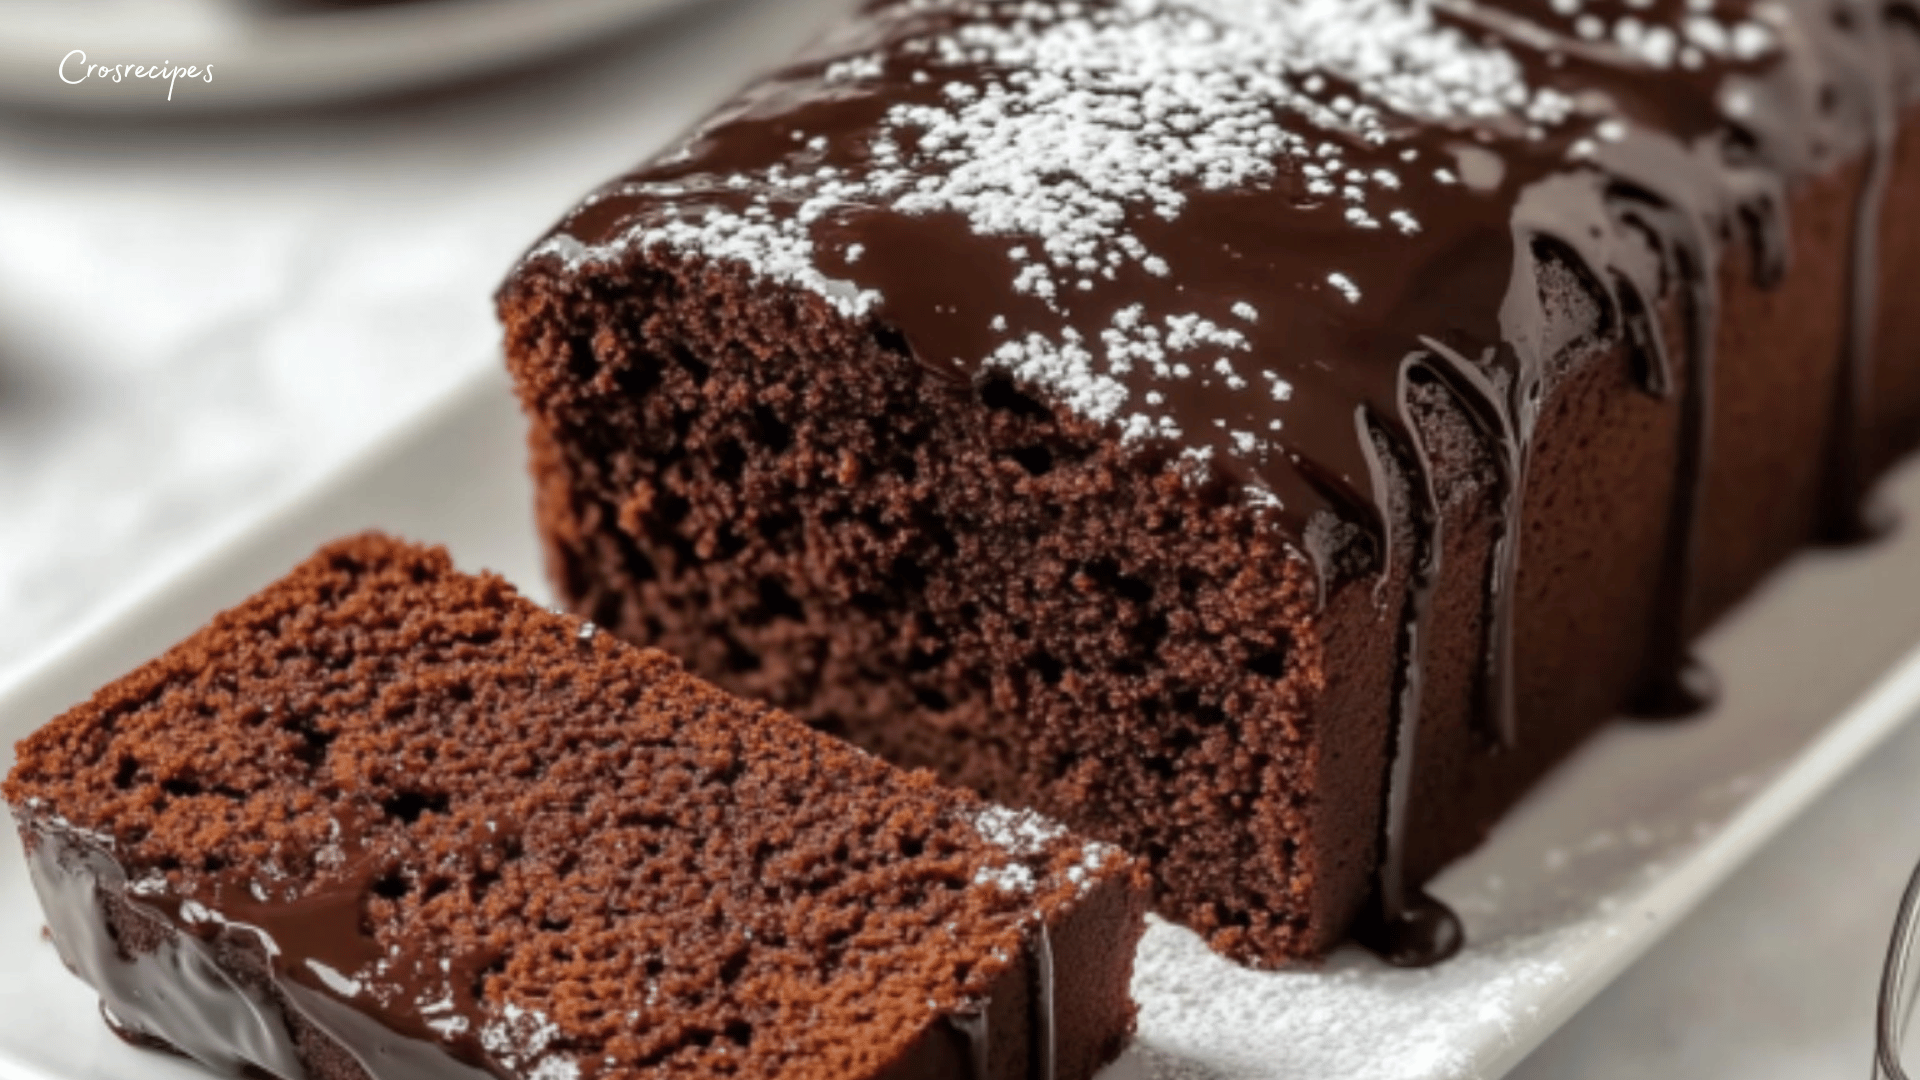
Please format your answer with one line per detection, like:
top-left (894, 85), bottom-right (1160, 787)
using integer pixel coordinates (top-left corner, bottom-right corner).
top-left (6, 533), bottom-right (1146, 1080)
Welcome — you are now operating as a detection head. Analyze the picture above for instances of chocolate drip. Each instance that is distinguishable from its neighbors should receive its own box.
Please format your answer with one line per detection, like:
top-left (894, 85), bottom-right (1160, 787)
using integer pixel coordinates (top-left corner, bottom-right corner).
top-left (1581, 151), bottom-right (1727, 720)
top-left (1821, 2), bottom-right (1902, 545)
top-left (1301, 0), bottom-right (1899, 954)
top-left (23, 816), bottom-right (509, 1080)
top-left (1034, 922), bottom-right (1056, 1080)
top-left (528, 0), bottom-right (1912, 967)
top-left (101, 1002), bottom-right (195, 1057)
top-left (949, 1002), bottom-right (990, 1080)
top-left (1352, 356), bottom-right (1466, 967)
top-left (24, 824), bottom-right (328, 1080)
top-left (1353, 110), bottom-right (1743, 955)
top-left (939, 920), bottom-right (1064, 1080)
top-left (25, 814), bottom-right (337, 1076)
top-left (1419, 337), bottom-right (1534, 752)
top-left (942, 921), bottom-right (1056, 1080)
top-left (186, 807), bottom-right (515, 1080)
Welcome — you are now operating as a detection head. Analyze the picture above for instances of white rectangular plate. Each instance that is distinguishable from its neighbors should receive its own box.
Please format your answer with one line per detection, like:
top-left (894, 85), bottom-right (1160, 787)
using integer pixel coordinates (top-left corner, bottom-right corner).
top-left (5, 365), bottom-right (1920, 1080)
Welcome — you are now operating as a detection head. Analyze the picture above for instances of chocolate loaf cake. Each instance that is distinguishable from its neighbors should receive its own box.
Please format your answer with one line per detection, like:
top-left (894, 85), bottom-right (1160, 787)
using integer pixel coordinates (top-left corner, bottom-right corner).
top-left (4, 535), bottom-right (1146, 1080)
top-left (499, 0), bottom-right (1920, 967)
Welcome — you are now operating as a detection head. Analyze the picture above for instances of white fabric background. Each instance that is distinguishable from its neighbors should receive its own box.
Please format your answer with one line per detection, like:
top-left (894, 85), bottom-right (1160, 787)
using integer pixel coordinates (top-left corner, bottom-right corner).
top-left (0, 0), bottom-right (852, 685)
top-left (0, 1), bottom-right (1910, 1076)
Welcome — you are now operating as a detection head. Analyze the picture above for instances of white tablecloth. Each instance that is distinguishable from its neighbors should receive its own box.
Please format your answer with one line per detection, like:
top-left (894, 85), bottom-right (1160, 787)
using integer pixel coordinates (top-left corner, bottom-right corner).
top-left (0, 2), bottom-right (1907, 1076)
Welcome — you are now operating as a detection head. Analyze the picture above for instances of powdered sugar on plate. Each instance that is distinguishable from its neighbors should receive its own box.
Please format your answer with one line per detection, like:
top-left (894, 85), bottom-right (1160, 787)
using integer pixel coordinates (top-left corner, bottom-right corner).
top-left (1121, 917), bottom-right (1590, 1080)
top-left (1100, 752), bottom-right (1814, 1079)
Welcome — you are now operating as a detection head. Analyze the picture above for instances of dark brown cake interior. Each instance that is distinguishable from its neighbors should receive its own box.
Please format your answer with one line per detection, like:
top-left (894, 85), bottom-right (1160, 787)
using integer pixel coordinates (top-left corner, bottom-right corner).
top-left (6, 535), bottom-right (1144, 1080)
top-left (512, 263), bottom-right (1350, 963)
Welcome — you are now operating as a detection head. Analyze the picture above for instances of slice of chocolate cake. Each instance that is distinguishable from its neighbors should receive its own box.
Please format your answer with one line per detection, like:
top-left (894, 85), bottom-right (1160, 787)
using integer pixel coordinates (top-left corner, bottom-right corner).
top-left (498, 0), bottom-right (1920, 968)
top-left (4, 534), bottom-right (1146, 1080)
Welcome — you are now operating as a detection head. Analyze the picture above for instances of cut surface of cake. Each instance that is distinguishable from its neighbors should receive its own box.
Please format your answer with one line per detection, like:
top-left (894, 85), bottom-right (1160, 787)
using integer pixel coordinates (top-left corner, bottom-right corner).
top-left (499, 0), bottom-right (1920, 967)
top-left (4, 534), bottom-right (1146, 1080)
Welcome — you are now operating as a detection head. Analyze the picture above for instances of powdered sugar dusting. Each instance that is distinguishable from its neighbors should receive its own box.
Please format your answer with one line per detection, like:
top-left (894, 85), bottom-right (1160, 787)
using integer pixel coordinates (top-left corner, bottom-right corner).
top-left (480, 1002), bottom-right (579, 1080)
top-left (1097, 749), bottom-right (1792, 1079)
top-left (971, 803), bottom-right (1069, 855)
top-left (1119, 917), bottom-right (1587, 1080)
top-left (974, 861), bottom-right (1041, 891)
top-left (534, 0), bottom-right (1578, 493)
top-left (968, 803), bottom-right (1120, 896)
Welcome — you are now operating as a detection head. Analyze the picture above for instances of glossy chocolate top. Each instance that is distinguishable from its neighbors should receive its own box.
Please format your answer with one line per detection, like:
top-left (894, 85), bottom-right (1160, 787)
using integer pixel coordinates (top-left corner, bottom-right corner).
top-left (531, 0), bottom-right (1876, 554)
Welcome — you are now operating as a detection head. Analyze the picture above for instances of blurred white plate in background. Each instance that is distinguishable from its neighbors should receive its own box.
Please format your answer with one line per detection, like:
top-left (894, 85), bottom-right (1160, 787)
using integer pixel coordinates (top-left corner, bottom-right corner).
top-left (0, 0), bottom-right (712, 112)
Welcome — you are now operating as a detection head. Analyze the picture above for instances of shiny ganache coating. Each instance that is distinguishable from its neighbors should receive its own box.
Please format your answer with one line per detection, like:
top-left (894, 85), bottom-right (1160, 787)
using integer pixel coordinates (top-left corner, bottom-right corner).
top-left (514, 0), bottom-right (1917, 965)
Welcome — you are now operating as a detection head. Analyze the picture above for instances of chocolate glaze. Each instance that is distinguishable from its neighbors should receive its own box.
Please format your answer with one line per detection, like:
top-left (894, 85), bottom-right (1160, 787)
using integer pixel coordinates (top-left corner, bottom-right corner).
top-left (1820, 8), bottom-right (1901, 546)
top-left (941, 919), bottom-right (1058, 1080)
top-left (101, 1002), bottom-right (192, 1056)
top-left (528, 0), bottom-right (1913, 965)
top-left (1033, 923), bottom-right (1055, 1080)
top-left (21, 813), bottom-right (509, 1080)
top-left (23, 809), bottom-right (1076, 1080)
top-left (25, 823), bottom-right (319, 1080)
top-left (948, 1003), bottom-right (990, 1080)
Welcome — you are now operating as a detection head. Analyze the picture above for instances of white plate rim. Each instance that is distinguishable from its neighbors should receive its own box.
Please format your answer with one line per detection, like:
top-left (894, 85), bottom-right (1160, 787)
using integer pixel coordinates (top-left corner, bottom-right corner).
top-left (1467, 638), bottom-right (1920, 1076)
